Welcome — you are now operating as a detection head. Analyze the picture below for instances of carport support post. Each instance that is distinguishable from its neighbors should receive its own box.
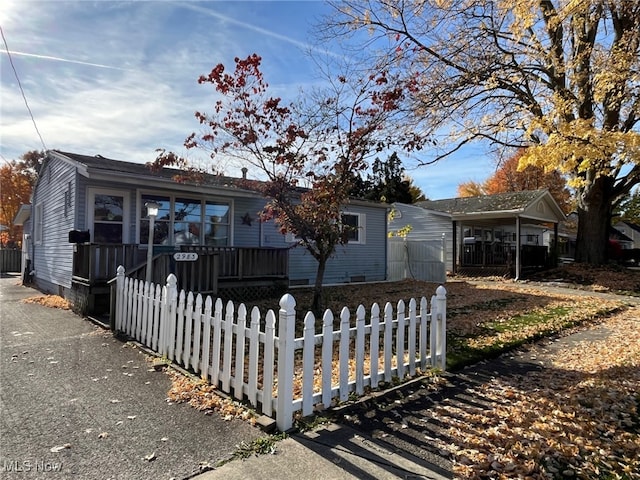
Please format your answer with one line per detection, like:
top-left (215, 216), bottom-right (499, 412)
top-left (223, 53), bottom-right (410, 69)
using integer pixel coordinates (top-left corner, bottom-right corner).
top-left (515, 217), bottom-right (521, 280)
top-left (552, 222), bottom-right (559, 267)
top-left (276, 294), bottom-right (296, 432)
top-left (441, 233), bottom-right (447, 282)
top-left (452, 221), bottom-right (458, 275)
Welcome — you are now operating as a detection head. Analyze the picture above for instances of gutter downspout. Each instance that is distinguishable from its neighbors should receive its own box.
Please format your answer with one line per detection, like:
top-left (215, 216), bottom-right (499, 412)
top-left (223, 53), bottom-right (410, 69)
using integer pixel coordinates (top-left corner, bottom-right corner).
top-left (385, 207), bottom-right (389, 280)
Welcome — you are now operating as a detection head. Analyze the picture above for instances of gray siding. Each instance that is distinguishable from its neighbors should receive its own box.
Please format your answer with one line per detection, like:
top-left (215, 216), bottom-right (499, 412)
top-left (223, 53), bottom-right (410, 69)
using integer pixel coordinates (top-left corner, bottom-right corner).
top-left (30, 153), bottom-right (388, 292)
top-left (233, 197), bottom-right (265, 247)
top-left (389, 203), bottom-right (453, 272)
top-left (32, 158), bottom-right (77, 290)
top-left (243, 201), bottom-right (388, 285)
top-left (288, 204), bottom-right (388, 285)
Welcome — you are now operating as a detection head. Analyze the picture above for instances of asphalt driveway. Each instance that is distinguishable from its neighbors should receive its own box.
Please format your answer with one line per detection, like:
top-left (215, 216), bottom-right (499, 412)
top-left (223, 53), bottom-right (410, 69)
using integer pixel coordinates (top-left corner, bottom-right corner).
top-left (0, 274), bottom-right (263, 480)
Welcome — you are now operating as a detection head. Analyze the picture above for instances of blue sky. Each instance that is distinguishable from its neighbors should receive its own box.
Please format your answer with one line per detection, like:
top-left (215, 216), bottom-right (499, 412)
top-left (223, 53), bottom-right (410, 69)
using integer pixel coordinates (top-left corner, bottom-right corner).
top-left (0, 0), bottom-right (495, 199)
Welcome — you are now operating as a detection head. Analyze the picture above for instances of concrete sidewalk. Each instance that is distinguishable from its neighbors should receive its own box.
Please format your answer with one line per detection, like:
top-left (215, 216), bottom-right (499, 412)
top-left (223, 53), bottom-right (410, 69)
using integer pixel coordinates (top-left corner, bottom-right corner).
top-left (0, 274), bottom-right (263, 480)
top-left (197, 422), bottom-right (452, 480)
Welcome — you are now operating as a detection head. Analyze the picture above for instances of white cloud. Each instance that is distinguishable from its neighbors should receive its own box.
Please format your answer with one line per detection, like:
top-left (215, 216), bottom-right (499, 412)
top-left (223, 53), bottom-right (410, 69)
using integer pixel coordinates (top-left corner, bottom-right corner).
top-left (0, 1), bottom-right (494, 199)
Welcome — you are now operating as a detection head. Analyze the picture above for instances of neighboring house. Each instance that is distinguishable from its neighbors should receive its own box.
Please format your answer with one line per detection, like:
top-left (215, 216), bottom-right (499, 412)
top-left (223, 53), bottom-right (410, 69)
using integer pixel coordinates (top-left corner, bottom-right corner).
top-left (19, 150), bottom-right (389, 315)
top-left (407, 190), bottom-right (567, 278)
top-left (13, 204), bottom-right (32, 276)
top-left (612, 221), bottom-right (640, 249)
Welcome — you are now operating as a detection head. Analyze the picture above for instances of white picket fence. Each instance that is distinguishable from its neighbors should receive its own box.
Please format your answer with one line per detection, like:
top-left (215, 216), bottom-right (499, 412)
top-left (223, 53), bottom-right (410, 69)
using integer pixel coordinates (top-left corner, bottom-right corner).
top-left (114, 265), bottom-right (447, 431)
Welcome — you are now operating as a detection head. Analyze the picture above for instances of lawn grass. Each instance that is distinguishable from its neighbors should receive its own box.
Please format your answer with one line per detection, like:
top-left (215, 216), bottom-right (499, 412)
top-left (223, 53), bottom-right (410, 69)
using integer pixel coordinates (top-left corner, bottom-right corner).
top-left (446, 302), bottom-right (623, 370)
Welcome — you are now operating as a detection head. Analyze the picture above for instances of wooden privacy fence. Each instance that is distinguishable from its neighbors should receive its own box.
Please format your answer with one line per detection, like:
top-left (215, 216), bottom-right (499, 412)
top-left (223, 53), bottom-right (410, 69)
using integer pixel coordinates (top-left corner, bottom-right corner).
top-left (0, 249), bottom-right (22, 273)
top-left (114, 266), bottom-right (447, 431)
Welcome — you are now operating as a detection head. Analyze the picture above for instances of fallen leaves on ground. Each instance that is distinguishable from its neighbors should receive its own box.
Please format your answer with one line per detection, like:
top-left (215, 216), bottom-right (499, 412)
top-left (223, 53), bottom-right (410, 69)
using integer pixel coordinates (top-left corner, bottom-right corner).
top-left (21, 294), bottom-right (71, 309)
top-left (528, 263), bottom-right (640, 294)
top-left (163, 265), bottom-right (639, 478)
top-left (431, 309), bottom-right (640, 479)
top-left (166, 370), bottom-right (256, 425)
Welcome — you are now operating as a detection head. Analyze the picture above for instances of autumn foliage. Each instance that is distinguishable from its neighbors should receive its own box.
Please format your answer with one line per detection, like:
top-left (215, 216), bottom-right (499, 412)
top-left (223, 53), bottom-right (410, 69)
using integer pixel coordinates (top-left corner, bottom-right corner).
top-left (458, 149), bottom-right (572, 212)
top-left (156, 54), bottom-right (423, 311)
top-left (0, 161), bottom-right (35, 247)
top-left (328, 1), bottom-right (640, 264)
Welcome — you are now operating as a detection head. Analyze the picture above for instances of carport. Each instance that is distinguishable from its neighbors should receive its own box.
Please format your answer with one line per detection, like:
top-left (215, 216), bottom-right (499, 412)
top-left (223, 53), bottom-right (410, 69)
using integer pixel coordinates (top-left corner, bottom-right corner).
top-left (418, 189), bottom-right (567, 279)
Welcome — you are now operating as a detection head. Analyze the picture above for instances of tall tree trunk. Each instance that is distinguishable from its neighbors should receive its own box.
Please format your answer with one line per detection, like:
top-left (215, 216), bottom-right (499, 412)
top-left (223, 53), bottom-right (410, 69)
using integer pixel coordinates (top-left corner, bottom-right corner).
top-left (311, 257), bottom-right (327, 316)
top-left (575, 177), bottom-right (614, 264)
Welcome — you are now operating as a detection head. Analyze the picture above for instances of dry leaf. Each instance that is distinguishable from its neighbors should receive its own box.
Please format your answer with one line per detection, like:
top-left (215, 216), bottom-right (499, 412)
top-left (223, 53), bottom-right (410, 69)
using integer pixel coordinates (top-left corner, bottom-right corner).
top-left (50, 444), bottom-right (71, 453)
top-left (143, 453), bottom-right (156, 462)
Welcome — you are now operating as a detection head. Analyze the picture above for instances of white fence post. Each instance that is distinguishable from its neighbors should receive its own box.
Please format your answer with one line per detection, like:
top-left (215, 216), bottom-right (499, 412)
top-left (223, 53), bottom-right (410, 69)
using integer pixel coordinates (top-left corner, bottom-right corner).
top-left (276, 293), bottom-right (296, 431)
top-left (419, 297), bottom-right (428, 371)
top-left (339, 307), bottom-right (350, 402)
top-left (113, 271), bottom-right (447, 426)
top-left (436, 285), bottom-right (447, 370)
top-left (159, 274), bottom-right (177, 357)
top-left (115, 265), bottom-right (125, 331)
top-left (302, 311), bottom-right (316, 417)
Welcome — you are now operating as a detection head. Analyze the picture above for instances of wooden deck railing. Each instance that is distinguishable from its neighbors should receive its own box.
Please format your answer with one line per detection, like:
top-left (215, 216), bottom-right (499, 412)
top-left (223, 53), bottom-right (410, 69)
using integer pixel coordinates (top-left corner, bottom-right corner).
top-left (72, 244), bottom-right (145, 285)
top-left (73, 244), bottom-right (289, 293)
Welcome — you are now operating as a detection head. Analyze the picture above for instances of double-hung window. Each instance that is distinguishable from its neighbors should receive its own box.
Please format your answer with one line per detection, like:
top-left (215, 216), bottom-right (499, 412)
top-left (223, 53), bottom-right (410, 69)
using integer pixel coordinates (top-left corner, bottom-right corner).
top-left (341, 212), bottom-right (365, 244)
top-left (204, 201), bottom-right (230, 246)
top-left (88, 189), bottom-right (130, 244)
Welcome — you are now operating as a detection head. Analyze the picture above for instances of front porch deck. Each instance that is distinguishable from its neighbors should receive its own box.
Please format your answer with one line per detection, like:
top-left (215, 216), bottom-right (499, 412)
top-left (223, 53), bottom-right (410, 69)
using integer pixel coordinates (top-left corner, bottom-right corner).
top-left (71, 244), bottom-right (290, 311)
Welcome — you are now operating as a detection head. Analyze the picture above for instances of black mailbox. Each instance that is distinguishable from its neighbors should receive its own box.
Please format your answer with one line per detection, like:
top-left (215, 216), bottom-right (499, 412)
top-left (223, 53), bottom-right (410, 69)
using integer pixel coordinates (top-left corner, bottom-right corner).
top-left (68, 230), bottom-right (90, 243)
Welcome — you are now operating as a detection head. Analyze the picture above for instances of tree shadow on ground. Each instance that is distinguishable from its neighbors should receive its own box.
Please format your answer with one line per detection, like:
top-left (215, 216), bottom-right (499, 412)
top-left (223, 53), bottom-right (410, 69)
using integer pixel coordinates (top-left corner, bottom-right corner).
top-left (333, 346), bottom-right (639, 479)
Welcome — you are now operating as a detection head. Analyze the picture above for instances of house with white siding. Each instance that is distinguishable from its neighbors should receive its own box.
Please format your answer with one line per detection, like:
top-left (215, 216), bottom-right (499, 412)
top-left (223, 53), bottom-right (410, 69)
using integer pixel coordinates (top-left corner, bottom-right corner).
top-left (391, 190), bottom-right (567, 279)
top-left (20, 150), bottom-right (389, 315)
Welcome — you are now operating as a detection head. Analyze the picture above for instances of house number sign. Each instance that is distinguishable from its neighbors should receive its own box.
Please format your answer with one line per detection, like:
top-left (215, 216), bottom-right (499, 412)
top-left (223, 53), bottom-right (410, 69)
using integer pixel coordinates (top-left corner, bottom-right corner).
top-left (173, 252), bottom-right (199, 261)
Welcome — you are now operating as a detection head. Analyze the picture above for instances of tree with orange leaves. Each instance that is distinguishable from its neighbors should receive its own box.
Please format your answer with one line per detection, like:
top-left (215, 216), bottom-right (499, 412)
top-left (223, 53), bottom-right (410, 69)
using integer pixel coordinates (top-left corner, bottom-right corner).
top-left (457, 180), bottom-right (485, 199)
top-left (458, 150), bottom-right (572, 213)
top-left (0, 160), bottom-right (36, 247)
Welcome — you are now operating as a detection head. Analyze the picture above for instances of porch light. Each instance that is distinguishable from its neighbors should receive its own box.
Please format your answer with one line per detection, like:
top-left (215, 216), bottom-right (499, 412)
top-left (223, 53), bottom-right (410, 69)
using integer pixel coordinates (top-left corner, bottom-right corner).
top-left (146, 201), bottom-right (160, 218)
top-left (145, 201), bottom-right (161, 284)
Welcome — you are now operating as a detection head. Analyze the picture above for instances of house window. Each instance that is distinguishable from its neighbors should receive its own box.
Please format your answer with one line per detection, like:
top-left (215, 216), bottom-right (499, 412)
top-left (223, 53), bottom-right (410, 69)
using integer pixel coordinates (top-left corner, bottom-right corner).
top-left (525, 234), bottom-right (539, 245)
top-left (140, 194), bottom-right (230, 246)
top-left (342, 212), bottom-right (365, 244)
top-left (205, 201), bottom-right (230, 246)
top-left (93, 194), bottom-right (125, 243)
top-left (174, 197), bottom-right (202, 245)
top-left (140, 194), bottom-right (170, 245)
top-left (88, 189), bottom-right (130, 244)
top-left (34, 203), bottom-right (43, 245)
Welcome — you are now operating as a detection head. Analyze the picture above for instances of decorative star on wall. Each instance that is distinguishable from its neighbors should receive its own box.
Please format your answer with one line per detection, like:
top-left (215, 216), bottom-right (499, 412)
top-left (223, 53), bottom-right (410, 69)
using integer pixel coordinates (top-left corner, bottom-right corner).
top-left (241, 212), bottom-right (253, 226)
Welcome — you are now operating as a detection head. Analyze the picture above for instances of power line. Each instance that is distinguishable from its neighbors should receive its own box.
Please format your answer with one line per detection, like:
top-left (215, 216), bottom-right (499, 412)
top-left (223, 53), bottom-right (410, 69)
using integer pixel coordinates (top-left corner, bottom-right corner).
top-left (0, 25), bottom-right (47, 152)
